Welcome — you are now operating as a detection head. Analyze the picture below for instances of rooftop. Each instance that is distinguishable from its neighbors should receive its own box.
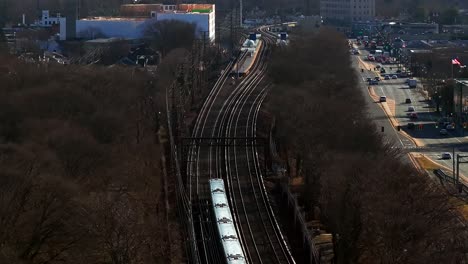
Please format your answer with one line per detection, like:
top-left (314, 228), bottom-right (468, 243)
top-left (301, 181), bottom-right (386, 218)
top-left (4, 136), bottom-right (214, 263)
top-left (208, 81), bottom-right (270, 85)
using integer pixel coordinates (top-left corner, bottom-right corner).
top-left (80, 16), bottom-right (147, 21)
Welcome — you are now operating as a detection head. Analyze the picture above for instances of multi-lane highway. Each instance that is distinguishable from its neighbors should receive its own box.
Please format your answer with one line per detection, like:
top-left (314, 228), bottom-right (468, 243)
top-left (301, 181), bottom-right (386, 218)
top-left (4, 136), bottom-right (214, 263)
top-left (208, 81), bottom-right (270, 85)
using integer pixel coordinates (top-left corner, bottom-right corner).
top-left (352, 43), bottom-right (468, 181)
top-left (186, 28), bottom-right (295, 263)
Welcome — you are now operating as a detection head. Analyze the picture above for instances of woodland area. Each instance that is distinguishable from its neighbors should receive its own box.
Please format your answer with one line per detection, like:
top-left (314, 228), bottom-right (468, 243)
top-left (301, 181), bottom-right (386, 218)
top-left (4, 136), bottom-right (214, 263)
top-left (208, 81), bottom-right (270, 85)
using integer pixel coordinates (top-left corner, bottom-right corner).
top-left (267, 28), bottom-right (468, 263)
top-left (0, 53), bottom-right (185, 263)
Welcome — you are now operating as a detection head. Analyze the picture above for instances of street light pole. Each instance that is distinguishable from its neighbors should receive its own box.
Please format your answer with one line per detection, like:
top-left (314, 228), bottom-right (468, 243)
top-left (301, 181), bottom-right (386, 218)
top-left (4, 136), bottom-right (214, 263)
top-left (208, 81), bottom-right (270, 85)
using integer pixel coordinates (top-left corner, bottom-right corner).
top-left (457, 155), bottom-right (468, 191)
top-left (453, 146), bottom-right (456, 183)
top-left (459, 81), bottom-right (463, 136)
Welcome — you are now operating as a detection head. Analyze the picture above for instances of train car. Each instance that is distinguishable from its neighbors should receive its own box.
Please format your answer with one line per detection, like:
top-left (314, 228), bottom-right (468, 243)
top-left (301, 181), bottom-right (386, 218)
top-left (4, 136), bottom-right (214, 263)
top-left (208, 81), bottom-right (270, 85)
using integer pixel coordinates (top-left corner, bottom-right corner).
top-left (209, 178), bottom-right (247, 264)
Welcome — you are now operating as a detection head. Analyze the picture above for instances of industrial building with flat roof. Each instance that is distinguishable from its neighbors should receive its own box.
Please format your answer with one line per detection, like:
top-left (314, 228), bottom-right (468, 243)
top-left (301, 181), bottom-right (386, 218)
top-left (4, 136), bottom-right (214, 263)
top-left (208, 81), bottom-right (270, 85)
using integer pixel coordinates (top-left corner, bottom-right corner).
top-left (60, 3), bottom-right (215, 41)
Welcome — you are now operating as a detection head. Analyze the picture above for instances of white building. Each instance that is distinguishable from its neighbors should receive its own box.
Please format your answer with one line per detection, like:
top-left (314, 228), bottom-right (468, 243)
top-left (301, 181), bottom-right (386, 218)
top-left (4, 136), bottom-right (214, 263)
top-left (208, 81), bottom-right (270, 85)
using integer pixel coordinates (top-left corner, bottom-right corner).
top-left (60, 4), bottom-right (215, 41)
top-left (36, 10), bottom-right (66, 27)
top-left (320, 0), bottom-right (375, 24)
top-left (157, 11), bottom-right (215, 41)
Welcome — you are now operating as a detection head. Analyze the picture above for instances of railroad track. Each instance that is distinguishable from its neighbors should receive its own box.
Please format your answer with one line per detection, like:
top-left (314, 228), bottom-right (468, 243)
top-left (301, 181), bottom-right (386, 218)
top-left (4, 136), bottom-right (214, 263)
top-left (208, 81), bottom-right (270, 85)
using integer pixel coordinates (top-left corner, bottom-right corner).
top-left (187, 26), bottom-right (294, 263)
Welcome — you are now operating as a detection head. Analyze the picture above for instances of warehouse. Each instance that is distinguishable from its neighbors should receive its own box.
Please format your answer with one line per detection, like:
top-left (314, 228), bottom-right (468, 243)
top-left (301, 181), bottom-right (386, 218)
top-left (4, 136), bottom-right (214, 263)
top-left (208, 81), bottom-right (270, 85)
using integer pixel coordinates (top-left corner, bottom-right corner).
top-left (60, 3), bottom-right (215, 41)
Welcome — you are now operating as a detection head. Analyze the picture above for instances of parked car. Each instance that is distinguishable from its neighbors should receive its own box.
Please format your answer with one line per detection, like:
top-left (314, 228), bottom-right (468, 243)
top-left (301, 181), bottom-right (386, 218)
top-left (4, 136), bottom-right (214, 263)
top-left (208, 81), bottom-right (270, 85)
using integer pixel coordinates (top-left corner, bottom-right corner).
top-left (440, 129), bottom-right (448, 135)
top-left (446, 124), bottom-right (455, 130)
top-left (392, 75), bottom-right (398, 79)
top-left (379, 96), bottom-right (387, 102)
top-left (374, 76), bottom-right (381, 81)
top-left (405, 98), bottom-right (412, 104)
top-left (441, 152), bottom-right (452, 159)
top-left (408, 106), bottom-right (415, 112)
top-left (384, 75), bottom-right (390, 80)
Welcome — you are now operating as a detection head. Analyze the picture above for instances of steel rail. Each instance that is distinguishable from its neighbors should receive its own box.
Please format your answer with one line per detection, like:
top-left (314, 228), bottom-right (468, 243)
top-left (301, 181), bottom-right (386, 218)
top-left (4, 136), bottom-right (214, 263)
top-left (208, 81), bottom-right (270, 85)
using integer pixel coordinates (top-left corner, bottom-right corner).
top-left (224, 32), bottom-right (295, 263)
top-left (224, 69), bottom-right (268, 263)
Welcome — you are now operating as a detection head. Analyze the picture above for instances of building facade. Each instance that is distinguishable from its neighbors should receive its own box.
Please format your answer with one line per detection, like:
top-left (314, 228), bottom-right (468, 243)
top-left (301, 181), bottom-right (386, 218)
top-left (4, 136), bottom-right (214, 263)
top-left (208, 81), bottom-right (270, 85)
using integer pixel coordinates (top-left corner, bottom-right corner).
top-left (320, 0), bottom-right (375, 25)
top-left (37, 10), bottom-right (65, 26)
top-left (454, 79), bottom-right (468, 125)
top-left (61, 4), bottom-right (215, 41)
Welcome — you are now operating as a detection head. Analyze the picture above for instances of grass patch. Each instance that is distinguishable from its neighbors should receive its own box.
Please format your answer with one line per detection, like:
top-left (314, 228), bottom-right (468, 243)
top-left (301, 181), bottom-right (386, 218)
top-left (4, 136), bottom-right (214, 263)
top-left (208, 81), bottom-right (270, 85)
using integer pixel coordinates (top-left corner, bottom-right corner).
top-left (414, 155), bottom-right (441, 170)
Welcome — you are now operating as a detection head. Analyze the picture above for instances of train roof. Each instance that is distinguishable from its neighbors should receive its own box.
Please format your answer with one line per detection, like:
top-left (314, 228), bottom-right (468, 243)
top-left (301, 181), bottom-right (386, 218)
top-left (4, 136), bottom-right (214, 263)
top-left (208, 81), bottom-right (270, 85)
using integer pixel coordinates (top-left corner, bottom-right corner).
top-left (209, 178), bottom-right (246, 264)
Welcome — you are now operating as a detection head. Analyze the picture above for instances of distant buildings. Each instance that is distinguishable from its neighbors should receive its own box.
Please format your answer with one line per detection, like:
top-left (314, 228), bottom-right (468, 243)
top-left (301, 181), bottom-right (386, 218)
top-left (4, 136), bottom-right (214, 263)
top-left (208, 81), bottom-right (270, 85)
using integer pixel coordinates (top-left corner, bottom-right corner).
top-left (389, 22), bottom-right (439, 35)
top-left (454, 79), bottom-right (468, 123)
top-left (36, 10), bottom-right (66, 27)
top-left (320, 0), bottom-right (375, 25)
top-left (60, 3), bottom-right (215, 41)
top-left (298, 15), bottom-right (323, 31)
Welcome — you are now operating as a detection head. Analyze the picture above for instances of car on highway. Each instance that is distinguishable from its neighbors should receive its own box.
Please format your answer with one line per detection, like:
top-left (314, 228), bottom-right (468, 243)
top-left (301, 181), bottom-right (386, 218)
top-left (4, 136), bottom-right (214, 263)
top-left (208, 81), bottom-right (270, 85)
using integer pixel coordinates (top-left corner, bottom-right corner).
top-left (366, 77), bottom-right (372, 82)
top-left (408, 106), bottom-right (415, 112)
top-left (384, 75), bottom-right (390, 80)
top-left (440, 129), bottom-right (448, 135)
top-left (405, 98), bottom-right (412, 104)
top-left (392, 75), bottom-right (398, 79)
top-left (446, 124), bottom-right (455, 131)
top-left (369, 80), bottom-right (379, 85)
top-left (379, 96), bottom-right (387, 102)
top-left (441, 152), bottom-right (452, 159)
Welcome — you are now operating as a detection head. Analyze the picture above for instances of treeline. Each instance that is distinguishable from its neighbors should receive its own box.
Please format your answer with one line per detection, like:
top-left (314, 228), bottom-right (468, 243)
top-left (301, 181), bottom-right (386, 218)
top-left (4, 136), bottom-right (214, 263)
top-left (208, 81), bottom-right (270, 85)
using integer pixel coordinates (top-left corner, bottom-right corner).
top-left (0, 55), bottom-right (182, 263)
top-left (376, 0), bottom-right (466, 22)
top-left (267, 28), bottom-right (468, 263)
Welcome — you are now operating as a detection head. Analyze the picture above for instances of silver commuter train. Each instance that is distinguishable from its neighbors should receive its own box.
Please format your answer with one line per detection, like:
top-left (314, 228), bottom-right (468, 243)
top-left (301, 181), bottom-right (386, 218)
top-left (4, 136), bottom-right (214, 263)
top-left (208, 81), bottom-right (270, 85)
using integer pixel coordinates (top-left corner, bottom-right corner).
top-left (209, 178), bottom-right (247, 264)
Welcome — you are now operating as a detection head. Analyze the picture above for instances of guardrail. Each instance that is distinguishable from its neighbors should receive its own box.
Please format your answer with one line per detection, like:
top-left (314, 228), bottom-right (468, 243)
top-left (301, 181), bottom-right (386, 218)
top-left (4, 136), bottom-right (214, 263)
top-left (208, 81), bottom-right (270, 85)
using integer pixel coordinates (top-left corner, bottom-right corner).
top-left (433, 169), bottom-right (468, 195)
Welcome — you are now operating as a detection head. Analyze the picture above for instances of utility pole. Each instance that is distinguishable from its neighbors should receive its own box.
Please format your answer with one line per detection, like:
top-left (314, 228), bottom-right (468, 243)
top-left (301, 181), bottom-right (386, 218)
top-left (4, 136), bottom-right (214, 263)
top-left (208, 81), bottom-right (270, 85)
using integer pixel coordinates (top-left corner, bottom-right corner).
top-left (239, 0), bottom-right (243, 28)
top-left (458, 81), bottom-right (463, 136)
top-left (456, 154), bottom-right (468, 191)
top-left (453, 146), bottom-right (456, 182)
top-left (230, 2), bottom-right (234, 53)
